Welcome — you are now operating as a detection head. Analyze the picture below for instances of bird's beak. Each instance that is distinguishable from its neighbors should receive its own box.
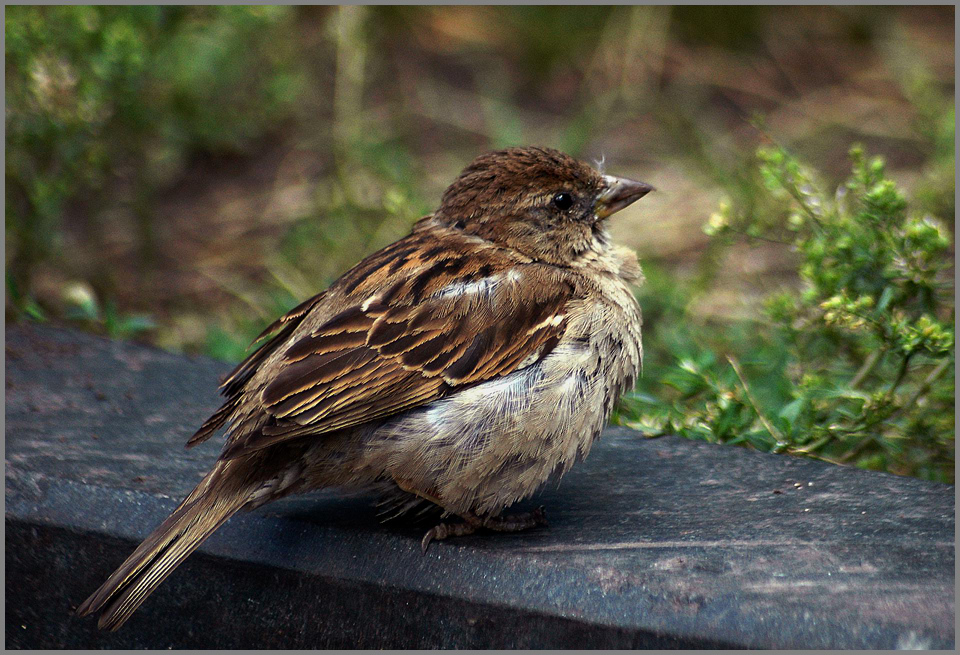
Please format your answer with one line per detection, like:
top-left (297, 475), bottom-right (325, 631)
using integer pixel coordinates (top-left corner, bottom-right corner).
top-left (595, 175), bottom-right (655, 220)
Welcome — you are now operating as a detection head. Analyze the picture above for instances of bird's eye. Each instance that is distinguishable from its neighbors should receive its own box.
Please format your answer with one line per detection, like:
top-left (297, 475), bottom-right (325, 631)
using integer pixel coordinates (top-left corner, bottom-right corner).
top-left (552, 192), bottom-right (574, 211)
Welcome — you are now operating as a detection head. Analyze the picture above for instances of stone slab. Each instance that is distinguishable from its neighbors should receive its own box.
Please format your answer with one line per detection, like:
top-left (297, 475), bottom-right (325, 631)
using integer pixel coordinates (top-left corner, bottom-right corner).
top-left (5, 323), bottom-right (955, 648)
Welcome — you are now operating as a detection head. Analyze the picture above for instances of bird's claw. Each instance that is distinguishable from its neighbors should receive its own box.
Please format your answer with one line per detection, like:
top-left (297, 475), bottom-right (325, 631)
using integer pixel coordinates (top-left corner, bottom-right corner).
top-left (419, 506), bottom-right (548, 554)
top-left (421, 520), bottom-right (477, 554)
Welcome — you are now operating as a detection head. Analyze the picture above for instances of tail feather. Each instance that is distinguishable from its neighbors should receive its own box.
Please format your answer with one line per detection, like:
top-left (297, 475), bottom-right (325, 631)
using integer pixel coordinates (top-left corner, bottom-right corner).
top-left (76, 462), bottom-right (253, 631)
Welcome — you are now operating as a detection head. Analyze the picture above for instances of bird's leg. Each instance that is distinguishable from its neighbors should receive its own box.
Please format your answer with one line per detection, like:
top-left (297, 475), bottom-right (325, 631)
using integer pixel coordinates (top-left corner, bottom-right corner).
top-left (420, 519), bottom-right (480, 552)
top-left (420, 506), bottom-right (548, 554)
top-left (393, 477), bottom-right (446, 507)
top-left (392, 477), bottom-right (548, 553)
top-left (391, 477), bottom-right (467, 550)
top-left (476, 506), bottom-right (548, 532)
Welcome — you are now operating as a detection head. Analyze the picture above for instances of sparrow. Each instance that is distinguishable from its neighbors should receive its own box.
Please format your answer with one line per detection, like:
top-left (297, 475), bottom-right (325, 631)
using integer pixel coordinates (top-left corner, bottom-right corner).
top-left (76, 146), bottom-right (652, 631)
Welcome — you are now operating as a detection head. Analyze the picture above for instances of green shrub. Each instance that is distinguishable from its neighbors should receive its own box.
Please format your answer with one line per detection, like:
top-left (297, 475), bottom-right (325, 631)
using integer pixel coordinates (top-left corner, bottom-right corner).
top-left (5, 6), bottom-right (304, 307)
top-left (622, 145), bottom-right (955, 482)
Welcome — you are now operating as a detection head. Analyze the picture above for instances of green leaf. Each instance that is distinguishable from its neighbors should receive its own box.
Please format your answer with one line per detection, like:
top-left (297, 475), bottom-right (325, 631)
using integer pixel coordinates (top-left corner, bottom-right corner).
top-left (777, 398), bottom-right (805, 430)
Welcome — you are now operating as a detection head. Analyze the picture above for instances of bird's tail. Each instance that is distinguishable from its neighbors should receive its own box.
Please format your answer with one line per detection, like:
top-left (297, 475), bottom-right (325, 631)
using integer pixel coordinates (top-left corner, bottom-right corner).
top-left (76, 459), bottom-right (255, 631)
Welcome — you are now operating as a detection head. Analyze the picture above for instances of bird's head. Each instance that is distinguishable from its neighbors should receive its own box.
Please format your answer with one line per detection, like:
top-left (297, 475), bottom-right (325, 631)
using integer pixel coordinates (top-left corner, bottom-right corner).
top-left (437, 146), bottom-right (652, 265)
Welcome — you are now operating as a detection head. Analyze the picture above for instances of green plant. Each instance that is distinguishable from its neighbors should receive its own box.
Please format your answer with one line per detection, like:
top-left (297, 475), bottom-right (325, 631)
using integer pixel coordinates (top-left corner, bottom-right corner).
top-left (60, 281), bottom-right (156, 339)
top-left (621, 145), bottom-right (955, 482)
top-left (5, 6), bottom-right (304, 313)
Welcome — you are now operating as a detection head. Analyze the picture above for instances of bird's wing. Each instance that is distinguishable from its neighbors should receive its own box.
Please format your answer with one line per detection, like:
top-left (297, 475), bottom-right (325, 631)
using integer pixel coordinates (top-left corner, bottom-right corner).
top-left (220, 259), bottom-right (573, 459)
top-left (186, 291), bottom-right (327, 447)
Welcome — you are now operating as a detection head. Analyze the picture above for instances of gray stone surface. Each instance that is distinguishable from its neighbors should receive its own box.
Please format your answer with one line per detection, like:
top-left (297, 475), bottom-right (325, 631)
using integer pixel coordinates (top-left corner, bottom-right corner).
top-left (5, 323), bottom-right (955, 648)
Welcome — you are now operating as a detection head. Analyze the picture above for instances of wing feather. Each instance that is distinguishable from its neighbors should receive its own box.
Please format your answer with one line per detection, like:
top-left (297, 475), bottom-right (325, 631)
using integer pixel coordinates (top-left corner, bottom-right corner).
top-left (220, 258), bottom-right (572, 459)
top-left (186, 291), bottom-right (326, 447)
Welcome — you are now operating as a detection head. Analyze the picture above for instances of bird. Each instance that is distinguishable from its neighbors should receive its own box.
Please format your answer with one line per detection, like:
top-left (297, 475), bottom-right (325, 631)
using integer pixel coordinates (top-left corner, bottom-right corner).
top-left (76, 145), bottom-right (652, 631)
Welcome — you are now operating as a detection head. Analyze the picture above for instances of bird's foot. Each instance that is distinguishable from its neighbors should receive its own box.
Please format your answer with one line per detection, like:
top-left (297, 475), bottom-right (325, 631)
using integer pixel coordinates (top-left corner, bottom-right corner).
top-left (420, 520), bottom-right (478, 553)
top-left (420, 506), bottom-right (547, 554)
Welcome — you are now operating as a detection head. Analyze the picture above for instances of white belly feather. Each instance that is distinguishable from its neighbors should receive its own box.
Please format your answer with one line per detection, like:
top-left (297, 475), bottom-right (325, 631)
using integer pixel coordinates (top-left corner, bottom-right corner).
top-left (366, 275), bottom-right (642, 516)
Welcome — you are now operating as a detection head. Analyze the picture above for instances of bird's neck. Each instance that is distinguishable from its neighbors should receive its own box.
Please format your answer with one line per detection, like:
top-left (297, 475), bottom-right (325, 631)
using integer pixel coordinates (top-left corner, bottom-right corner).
top-left (569, 226), bottom-right (642, 282)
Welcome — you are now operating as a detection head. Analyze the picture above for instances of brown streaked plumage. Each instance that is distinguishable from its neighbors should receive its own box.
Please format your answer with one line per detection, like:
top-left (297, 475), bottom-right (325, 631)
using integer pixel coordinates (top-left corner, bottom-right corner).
top-left (76, 146), bottom-right (652, 631)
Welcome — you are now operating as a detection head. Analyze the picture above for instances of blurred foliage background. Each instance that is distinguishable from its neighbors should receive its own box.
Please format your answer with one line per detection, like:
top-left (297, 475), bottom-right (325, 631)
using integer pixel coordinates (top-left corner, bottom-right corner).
top-left (6, 6), bottom-right (954, 481)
